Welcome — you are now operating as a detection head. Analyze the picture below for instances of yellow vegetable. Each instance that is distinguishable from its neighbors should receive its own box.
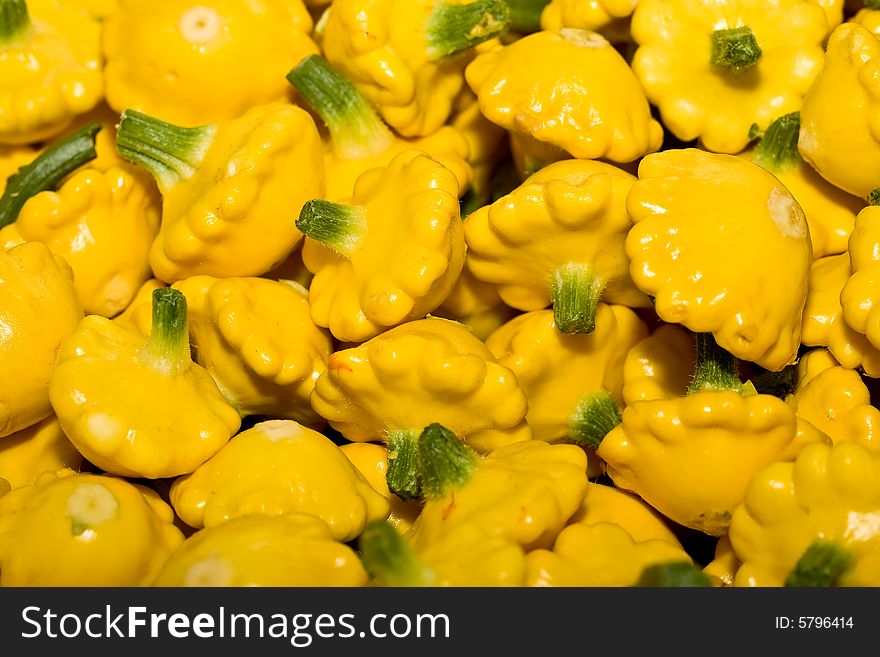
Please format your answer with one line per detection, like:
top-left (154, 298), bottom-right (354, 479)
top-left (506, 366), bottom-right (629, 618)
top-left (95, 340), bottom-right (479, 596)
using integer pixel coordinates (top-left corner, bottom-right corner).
top-left (841, 204), bottom-right (880, 351)
top-left (339, 442), bottom-right (421, 533)
top-left (288, 54), bottom-right (472, 202)
top-left (598, 334), bottom-right (804, 536)
top-left (799, 23), bottom-right (880, 198)
top-left (730, 442), bottom-right (880, 586)
top-left (73, 0), bottom-right (118, 19)
top-left (114, 278), bottom-right (164, 334)
top-left (540, 0), bottom-right (637, 41)
top-left (0, 0), bottom-right (102, 144)
top-left (298, 149), bottom-right (465, 343)
top-left (50, 288), bottom-right (241, 479)
top-left (526, 522), bottom-right (692, 586)
top-left (154, 513), bottom-right (368, 587)
top-left (802, 253), bottom-right (880, 376)
top-left (359, 519), bottom-right (528, 587)
top-left (116, 103), bottom-right (324, 283)
top-left (172, 276), bottom-right (332, 426)
top-left (703, 536), bottom-right (740, 587)
top-left (738, 113), bottom-right (862, 259)
top-left (0, 145), bottom-right (37, 194)
top-left (786, 349), bottom-right (880, 454)
top-left (466, 29), bottom-right (662, 167)
top-left (433, 265), bottom-right (518, 341)
top-left (0, 470), bottom-right (183, 586)
top-left (853, 7), bottom-right (880, 37)
top-left (485, 305), bottom-right (648, 444)
top-left (627, 149), bottom-right (812, 371)
top-left (0, 241), bottom-right (82, 438)
top-left (621, 323), bottom-right (695, 405)
top-left (631, 0), bottom-right (827, 154)
top-left (319, 0), bottom-right (511, 137)
top-left (102, 0), bottom-right (318, 126)
top-left (465, 159), bottom-right (648, 336)
top-left (0, 416), bottom-right (82, 489)
top-left (310, 318), bottom-right (532, 489)
top-left (171, 419), bottom-right (389, 540)
top-left (405, 424), bottom-right (588, 551)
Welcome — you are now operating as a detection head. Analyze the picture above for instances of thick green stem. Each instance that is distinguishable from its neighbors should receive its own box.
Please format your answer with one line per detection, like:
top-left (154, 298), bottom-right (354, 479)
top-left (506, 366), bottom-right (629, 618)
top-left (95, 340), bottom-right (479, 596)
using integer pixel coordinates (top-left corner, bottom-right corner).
top-left (569, 390), bottom-right (621, 449)
top-left (425, 0), bottom-right (510, 60)
top-left (287, 55), bottom-right (392, 160)
top-left (0, 0), bottom-right (30, 42)
top-left (710, 26), bottom-right (762, 77)
top-left (386, 429), bottom-right (422, 503)
top-left (505, 0), bottom-right (550, 33)
top-left (296, 199), bottom-right (366, 256)
top-left (867, 0), bottom-right (880, 9)
top-left (868, 188), bottom-right (880, 206)
top-left (358, 520), bottom-right (435, 586)
top-left (635, 562), bottom-right (712, 587)
top-left (688, 333), bottom-right (745, 394)
top-left (785, 540), bottom-right (853, 587)
top-left (550, 263), bottom-right (605, 334)
top-left (140, 288), bottom-right (192, 376)
top-left (418, 423), bottom-right (479, 501)
top-left (752, 113), bottom-right (800, 173)
top-left (116, 110), bottom-right (215, 193)
top-left (0, 122), bottom-right (99, 229)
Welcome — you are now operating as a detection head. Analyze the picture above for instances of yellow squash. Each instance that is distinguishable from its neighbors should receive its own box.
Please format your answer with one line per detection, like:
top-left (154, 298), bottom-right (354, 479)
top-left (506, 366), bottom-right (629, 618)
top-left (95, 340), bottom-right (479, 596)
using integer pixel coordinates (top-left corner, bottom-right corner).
top-left (465, 159), bottom-right (649, 336)
top-left (631, 0), bottom-right (827, 154)
top-left (172, 276), bottom-right (332, 426)
top-left (730, 443), bottom-right (880, 586)
top-left (626, 149), bottom-right (812, 371)
top-left (485, 305), bottom-right (648, 444)
top-left (841, 204), bottom-right (880, 351)
top-left (621, 324), bottom-right (695, 405)
top-left (540, 0), bottom-right (637, 41)
top-left (114, 278), bottom-right (164, 334)
top-left (466, 29), bottom-right (662, 168)
top-left (170, 420), bottom-right (389, 541)
top-left (433, 264), bottom-right (518, 341)
top-left (154, 513), bottom-right (368, 587)
top-left (0, 470), bottom-right (183, 586)
top-left (298, 149), bottom-right (465, 343)
top-left (310, 317), bottom-right (531, 469)
top-left (102, 0), bottom-right (318, 126)
top-left (0, 416), bottom-right (82, 489)
top-left (0, 0), bottom-right (102, 144)
top-left (0, 145), bottom-right (37, 194)
top-left (703, 536), bottom-right (740, 587)
top-left (115, 103), bottom-right (324, 283)
top-left (319, 0), bottom-right (511, 137)
top-left (49, 288), bottom-right (241, 479)
top-left (0, 241), bottom-right (82, 438)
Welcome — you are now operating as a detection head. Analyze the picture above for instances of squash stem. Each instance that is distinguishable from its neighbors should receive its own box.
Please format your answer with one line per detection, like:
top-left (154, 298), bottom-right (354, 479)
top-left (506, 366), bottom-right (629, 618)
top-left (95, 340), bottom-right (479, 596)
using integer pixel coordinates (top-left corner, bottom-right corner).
top-left (358, 520), bottom-right (435, 586)
top-left (386, 429), bottom-right (422, 503)
top-left (0, 121), bottom-right (100, 229)
top-left (296, 199), bottom-right (366, 256)
top-left (141, 288), bottom-right (192, 376)
top-left (688, 333), bottom-right (752, 394)
top-left (418, 423), bottom-right (479, 501)
top-left (569, 390), bottom-right (621, 448)
top-left (710, 26), bottom-right (762, 76)
top-left (505, 0), bottom-right (550, 33)
top-left (868, 188), bottom-right (880, 206)
top-left (550, 263), bottom-right (605, 334)
top-left (287, 55), bottom-right (393, 160)
top-left (116, 110), bottom-right (216, 193)
top-left (425, 0), bottom-right (510, 60)
top-left (0, 0), bottom-right (29, 42)
top-left (635, 561), bottom-right (712, 587)
top-left (785, 540), bottom-right (852, 587)
top-left (752, 112), bottom-right (800, 173)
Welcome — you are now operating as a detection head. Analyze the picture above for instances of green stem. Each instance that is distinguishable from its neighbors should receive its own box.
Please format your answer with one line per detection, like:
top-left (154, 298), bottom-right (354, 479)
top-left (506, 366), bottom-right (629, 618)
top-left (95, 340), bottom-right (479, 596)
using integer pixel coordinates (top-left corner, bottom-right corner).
top-left (634, 562), bottom-right (712, 587)
top-left (425, 0), bottom-right (510, 60)
top-left (0, 122), bottom-right (100, 229)
top-left (0, 0), bottom-right (30, 42)
top-left (867, 0), bottom-right (880, 9)
top-left (386, 429), bottom-right (422, 503)
top-left (688, 333), bottom-right (746, 394)
top-left (505, 0), bottom-right (550, 33)
top-left (295, 199), bottom-right (366, 256)
top-left (287, 54), bottom-right (392, 160)
top-left (750, 365), bottom-right (797, 399)
top-left (569, 390), bottom-right (621, 449)
top-left (785, 540), bottom-right (853, 587)
top-left (358, 520), bottom-right (435, 586)
top-left (752, 112), bottom-right (800, 173)
top-left (115, 110), bottom-right (215, 193)
top-left (710, 26), bottom-right (762, 77)
top-left (868, 188), bottom-right (880, 206)
top-left (140, 288), bottom-right (192, 376)
top-left (418, 423), bottom-right (479, 501)
top-left (550, 263), bottom-right (605, 334)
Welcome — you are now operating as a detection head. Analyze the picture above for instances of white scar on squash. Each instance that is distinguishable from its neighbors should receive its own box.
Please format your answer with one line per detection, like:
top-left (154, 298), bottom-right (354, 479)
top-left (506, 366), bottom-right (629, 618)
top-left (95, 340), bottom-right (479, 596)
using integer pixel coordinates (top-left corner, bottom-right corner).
top-left (259, 419), bottom-right (303, 442)
top-left (767, 188), bottom-right (807, 239)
